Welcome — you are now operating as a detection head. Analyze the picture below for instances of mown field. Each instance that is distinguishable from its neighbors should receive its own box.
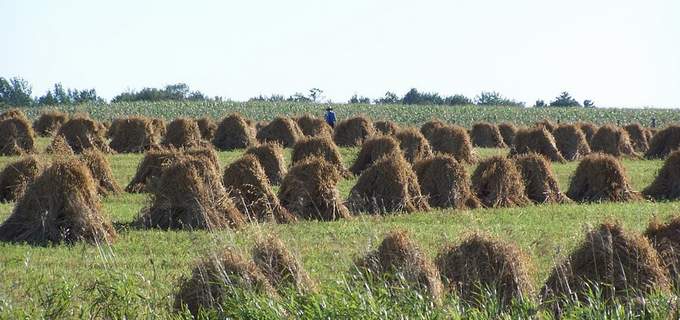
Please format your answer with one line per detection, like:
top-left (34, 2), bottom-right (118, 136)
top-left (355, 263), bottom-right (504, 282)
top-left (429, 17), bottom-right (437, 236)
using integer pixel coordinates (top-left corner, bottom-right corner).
top-left (15, 101), bottom-right (680, 127)
top-left (1, 134), bottom-right (680, 318)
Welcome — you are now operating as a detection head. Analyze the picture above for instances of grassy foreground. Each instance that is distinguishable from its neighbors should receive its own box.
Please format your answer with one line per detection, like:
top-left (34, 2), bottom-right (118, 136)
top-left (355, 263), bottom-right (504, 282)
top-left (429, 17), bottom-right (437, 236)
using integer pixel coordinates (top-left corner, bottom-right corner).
top-left (0, 138), bottom-right (679, 318)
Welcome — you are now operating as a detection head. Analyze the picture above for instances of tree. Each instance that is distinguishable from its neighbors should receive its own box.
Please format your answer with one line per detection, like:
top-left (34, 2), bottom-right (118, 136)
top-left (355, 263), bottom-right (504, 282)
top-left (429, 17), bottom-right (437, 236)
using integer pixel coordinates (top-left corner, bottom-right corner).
top-left (475, 91), bottom-right (524, 107)
top-left (36, 83), bottom-right (104, 105)
top-left (549, 91), bottom-right (581, 107)
top-left (444, 94), bottom-right (472, 106)
top-left (534, 100), bottom-right (546, 108)
top-left (374, 91), bottom-right (400, 104)
top-left (37, 90), bottom-right (57, 106)
top-left (53, 83), bottom-right (71, 104)
top-left (308, 88), bottom-right (323, 102)
top-left (402, 88), bottom-right (444, 105)
top-left (111, 83), bottom-right (208, 103)
top-left (187, 91), bottom-right (207, 101)
top-left (583, 100), bottom-right (595, 108)
top-left (348, 94), bottom-right (370, 104)
top-left (287, 92), bottom-right (311, 102)
top-left (0, 77), bottom-right (33, 107)
top-left (164, 83), bottom-right (190, 100)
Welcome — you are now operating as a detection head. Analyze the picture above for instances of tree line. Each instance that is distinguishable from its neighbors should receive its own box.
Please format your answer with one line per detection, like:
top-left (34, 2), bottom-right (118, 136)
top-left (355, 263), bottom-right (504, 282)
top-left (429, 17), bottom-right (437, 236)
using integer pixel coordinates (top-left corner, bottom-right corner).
top-left (347, 89), bottom-right (593, 108)
top-left (1, 76), bottom-right (593, 108)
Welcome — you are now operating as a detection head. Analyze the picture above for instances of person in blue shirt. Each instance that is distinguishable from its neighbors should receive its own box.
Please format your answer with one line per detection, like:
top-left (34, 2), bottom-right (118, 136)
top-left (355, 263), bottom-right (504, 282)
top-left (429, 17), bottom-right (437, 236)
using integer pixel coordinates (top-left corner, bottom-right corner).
top-left (325, 107), bottom-right (337, 128)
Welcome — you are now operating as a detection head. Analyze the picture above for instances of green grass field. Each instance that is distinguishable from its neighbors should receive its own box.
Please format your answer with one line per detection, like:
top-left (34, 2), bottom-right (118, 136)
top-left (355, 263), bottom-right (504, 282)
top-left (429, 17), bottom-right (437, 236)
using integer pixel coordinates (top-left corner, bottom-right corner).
top-left (1, 136), bottom-right (679, 318)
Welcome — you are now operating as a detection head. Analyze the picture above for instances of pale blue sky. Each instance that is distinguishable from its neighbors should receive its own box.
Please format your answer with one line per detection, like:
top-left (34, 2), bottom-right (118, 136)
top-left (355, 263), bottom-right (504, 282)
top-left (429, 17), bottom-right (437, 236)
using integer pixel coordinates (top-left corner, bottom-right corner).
top-left (1, 0), bottom-right (679, 107)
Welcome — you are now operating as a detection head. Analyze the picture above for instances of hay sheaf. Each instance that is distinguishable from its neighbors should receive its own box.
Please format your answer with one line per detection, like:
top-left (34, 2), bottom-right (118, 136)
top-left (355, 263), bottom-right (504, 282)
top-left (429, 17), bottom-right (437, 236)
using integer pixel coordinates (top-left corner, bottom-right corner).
top-left (645, 125), bottom-right (680, 159)
top-left (278, 156), bottom-right (350, 221)
top-left (256, 117), bottom-right (304, 147)
top-left (138, 156), bottom-right (245, 230)
top-left (420, 119), bottom-right (446, 141)
top-left (644, 216), bottom-right (680, 285)
top-left (0, 117), bottom-right (36, 156)
top-left (107, 118), bottom-right (124, 139)
top-left (245, 143), bottom-right (287, 185)
top-left (252, 236), bottom-right (316, 293)
top-left (350, 136), bottom-right (402, 175)
top-left (126, 148), bottom-right (183, 193)
top-left (510, 127), bottom-right (565, 162)
top-left (590, 124), bottom-right (637, 157)
top-left (541, 223), bottom-right (670, 314)
top-left (197, 117), bottom-right (217, 141)
top-left (576, 122), bottom-right (598, 145)
top-left (222, 155), bottom-right (295, 224)
top-left (46, 134), bottom-right (74, 155)
top-left (185, 147), bottom-right (221, 172)
top-left (642, 150), bottom-right (680, 200)
top-left (498, 122), bottom-right (517, 146)
top-left (125, 147), bottom-right (219, 193)
top-left (471, 122), bottom-right (507, 148)
top-left (0, 158), bottom-right (116, 245)
top-left (255, 121), bottom-right (269, 132)
top-left (436, 233), bottom-right (533, 307)
top-left (212, 113), bottom-right (257, 150)
top-left (347, 155), bottom-right (430, 214)
top-left (535, 119), bottom-right (557, 133)
top-left (0, 108), bottom-right (29, 122)
top-left (33, 110), bottom-right (68, 136)
top-left (174, 248), bottom-right (276, 317)
top-left (395, 127), bottom-right (433, 164)
top-left (624, 123), bottom-right (649, 153)
top-left (57, 116), bottom-right (112, 153)
top-left (644, 127), bottom-right (655, 142)
top-left (354, 230), bottom-right (444, 304)
top-left (414, 154), bottom-right (480, 209)
top-left (374, 120), bottom-right (400, 136)
top-left (162, 118), bottom-right (205, 149)
top-left (552, 124), bottom-right (591, 161)
top-left (80, 149), bottom-right (122, 196)
top-left (429, 125), bottom-right (477, 164)
top-left (295, 114), bottom-right (333, 137)
top-left (151, 118), bottom-right (166, 137)
top-left (333, 116), bottom-right (375, 147)
top-left (513, 153), bottom-right (569, 204)
top-left (0, 155), bottom-right (46, 203)
top-left (290, 136), bottom-right (347, 175)
top-left (109, 116), bottom-right (161, 153)
top-left (566, 153), bottom-right (641, 202)
top-left (471, 156), bottom-right (530, 208)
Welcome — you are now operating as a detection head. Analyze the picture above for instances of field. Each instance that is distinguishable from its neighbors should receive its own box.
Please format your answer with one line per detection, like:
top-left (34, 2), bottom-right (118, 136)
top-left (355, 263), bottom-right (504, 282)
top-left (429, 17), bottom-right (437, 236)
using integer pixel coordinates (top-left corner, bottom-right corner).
top-left (18, 100), bottom-right (680, 127)
top-left (2, 104), bottom-right (680, 318)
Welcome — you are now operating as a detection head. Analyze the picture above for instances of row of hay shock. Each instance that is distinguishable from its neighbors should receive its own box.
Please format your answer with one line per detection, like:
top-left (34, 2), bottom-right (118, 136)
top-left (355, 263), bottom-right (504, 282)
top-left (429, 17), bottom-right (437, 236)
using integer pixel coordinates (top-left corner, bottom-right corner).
top-left (174, 236), bottom-right (315, 317)
top-left (0, 157), bottom-right (117, 245)
top-left (175, 219), bottom-right (680, 316)
top-left (28, 110), bottom-right (663, 160)
top-left (121, 132), bottom-right (649, 221)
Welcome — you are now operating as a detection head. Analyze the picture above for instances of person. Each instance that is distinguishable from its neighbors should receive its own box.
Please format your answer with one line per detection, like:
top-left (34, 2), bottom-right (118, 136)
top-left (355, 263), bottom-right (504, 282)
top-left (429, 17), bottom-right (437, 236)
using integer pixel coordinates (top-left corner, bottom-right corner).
top-left (325, 107), bottom-right (337, 128)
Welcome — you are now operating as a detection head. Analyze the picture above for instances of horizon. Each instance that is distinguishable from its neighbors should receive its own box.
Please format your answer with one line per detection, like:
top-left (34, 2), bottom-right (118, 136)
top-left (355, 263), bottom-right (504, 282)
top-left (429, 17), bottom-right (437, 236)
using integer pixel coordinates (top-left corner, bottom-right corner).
top-left (2, 0), bottom-right (679, 108)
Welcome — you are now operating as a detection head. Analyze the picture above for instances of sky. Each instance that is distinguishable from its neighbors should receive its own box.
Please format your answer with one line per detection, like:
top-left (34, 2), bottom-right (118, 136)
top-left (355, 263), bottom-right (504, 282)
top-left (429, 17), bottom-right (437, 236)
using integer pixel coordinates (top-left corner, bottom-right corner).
top-left (1, 0), bottom-right (679, 107)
